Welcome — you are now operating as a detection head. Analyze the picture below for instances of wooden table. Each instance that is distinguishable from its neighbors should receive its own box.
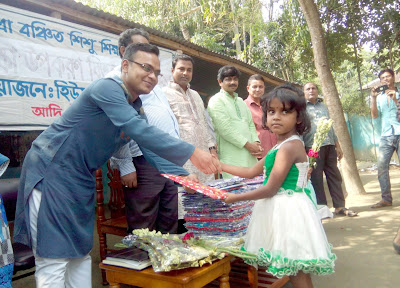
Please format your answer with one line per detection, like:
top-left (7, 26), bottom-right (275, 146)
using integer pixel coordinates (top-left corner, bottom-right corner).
top-left (99, 255), bottom-right (232, 288)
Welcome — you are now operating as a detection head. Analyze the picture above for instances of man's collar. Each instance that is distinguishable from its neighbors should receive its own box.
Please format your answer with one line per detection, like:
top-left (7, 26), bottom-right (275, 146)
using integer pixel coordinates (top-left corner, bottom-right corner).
top-left (108, 74), bottom-right (137, 103)
top-left (220, 89), bottom-right (238, 99)
top-left (108, 74), bottom-right (122, 83)
top-left (306, 97), bottom-right (323, 104)
top-left (169, 81), bottom-right (190, 91)
top-left (245, 95), bottom-right (260, 105)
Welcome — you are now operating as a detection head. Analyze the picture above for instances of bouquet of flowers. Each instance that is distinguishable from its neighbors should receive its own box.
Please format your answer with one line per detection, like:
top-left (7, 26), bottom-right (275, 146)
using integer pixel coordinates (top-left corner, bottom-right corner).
top-left (117, 229), bottom-right (256, 272)
top-left (308, 117), bottom-right (334, 167)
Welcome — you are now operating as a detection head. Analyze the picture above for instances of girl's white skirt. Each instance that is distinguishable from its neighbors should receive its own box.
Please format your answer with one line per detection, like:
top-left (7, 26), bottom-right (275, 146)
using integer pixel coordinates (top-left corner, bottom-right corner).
top-left (243, 191), bottom-right (336, 278)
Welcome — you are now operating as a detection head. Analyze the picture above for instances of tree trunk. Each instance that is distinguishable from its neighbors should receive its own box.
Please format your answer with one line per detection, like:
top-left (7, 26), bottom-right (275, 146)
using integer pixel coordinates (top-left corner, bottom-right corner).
top-left (179, 22), bottom-right (191, 41)
top-left (229, 0), bottom-right (242, 56)
top-left (388, 30), bottom-right (400, 71)
top-left (249, 26), bottom-right (254, 60)
top-left (243, 23), bottom-right (247, 62)
top-left (351, 31), bottom-right (363, 101)
top-left (349, 1), bottom-right (363, 100)
top-left (268, 0), bottom-right (274, 21)
top-left (297, 0), bottom-right (366, 195)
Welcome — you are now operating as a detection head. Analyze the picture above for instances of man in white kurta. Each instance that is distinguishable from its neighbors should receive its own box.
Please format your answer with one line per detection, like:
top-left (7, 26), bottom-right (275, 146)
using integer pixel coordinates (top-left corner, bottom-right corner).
top-left (163, 55), bottom-right (217, 224)
top-left (163, 54), bottom-right (217, 184)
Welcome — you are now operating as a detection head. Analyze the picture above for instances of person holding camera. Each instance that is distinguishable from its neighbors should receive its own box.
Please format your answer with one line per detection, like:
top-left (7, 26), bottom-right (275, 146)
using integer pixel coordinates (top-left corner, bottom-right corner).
top-left (370, 68), bottom-right (400, 208)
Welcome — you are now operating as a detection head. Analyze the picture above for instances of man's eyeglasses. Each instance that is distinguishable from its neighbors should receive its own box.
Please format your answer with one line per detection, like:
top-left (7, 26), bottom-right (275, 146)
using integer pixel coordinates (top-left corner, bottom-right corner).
top-left (127, 60), bottom-right (162, 78)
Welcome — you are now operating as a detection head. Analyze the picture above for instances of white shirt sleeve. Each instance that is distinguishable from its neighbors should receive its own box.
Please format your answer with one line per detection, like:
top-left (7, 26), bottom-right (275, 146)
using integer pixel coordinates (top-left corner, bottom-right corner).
top-left (110, 142), bottom-right (136, 176)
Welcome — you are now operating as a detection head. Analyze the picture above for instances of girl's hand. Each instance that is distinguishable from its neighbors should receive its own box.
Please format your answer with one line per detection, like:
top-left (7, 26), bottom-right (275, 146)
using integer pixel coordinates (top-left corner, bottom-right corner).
top-left (307, 167), bottom-right (313, 180)
top-left (184, 173), bottom-right (199, 183)
top-left (181, 174), bottom-right (199, 194)
top-left (224, 193), bottom-right (237, 204)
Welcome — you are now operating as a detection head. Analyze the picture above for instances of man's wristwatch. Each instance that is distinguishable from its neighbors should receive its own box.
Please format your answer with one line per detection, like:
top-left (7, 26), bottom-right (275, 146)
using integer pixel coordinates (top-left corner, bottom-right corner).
top-left (209, 146), bottom-right (217, 152)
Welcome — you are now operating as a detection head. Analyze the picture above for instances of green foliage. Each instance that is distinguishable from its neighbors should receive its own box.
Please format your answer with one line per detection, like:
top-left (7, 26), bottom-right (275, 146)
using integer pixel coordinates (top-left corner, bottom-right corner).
top-left (78, 0), bottom-right (204, 40)
top-left (76, 0), bottom-right (398, 116)
top-left (363, 1), bottom-right (400, 71)
top-left (251, 0), bottom-right (315, 81)
top-left (77, 0), bottom-right (265, 58)
top-left (190, 30), bottom-right (227, 54)
top-left (333, 51), bottom-right (376, 116)
top-left (340, 92), bottom-right (370, 116)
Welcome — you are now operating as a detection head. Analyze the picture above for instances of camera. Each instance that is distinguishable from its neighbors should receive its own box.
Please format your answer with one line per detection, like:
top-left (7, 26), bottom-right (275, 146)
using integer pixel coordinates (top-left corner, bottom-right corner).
top-left (376, 84), bottom-right (389, 93)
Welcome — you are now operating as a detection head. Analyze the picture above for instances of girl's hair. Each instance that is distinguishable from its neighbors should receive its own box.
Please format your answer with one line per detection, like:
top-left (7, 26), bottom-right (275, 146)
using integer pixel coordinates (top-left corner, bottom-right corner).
top-left (261, 83), bottom-right (311, 135)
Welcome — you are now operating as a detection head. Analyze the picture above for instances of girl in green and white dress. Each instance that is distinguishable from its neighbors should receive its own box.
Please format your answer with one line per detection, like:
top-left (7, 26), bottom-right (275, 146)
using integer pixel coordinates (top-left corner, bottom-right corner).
top-left (221, 84), bottom-right (336, 288)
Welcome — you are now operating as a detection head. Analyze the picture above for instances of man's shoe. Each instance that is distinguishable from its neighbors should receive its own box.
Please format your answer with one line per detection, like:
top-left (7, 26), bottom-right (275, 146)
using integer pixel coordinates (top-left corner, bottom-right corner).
top-left (394, 228), bottom-right (400, 254)
top-left (371, 200), bottom-right (392, 208)
top-left (394, 242), bottom-right (400, 254)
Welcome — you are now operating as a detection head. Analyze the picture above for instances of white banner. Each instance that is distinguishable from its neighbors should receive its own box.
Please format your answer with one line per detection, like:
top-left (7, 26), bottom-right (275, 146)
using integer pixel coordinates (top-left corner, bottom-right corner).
top-left (0, 4), bottom-right (174, 130)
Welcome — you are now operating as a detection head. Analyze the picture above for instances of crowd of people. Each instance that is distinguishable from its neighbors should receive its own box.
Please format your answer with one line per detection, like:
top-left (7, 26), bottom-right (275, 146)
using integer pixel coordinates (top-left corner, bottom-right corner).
top-left (9, 27), bottom-right (399, 288)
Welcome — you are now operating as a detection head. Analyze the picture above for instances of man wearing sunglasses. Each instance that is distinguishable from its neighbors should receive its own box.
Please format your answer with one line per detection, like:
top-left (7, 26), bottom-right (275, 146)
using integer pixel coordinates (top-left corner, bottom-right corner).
top-left (109, 29), bottom-right (194, 235)
top-left (14, 42), bottom-right (220, 288)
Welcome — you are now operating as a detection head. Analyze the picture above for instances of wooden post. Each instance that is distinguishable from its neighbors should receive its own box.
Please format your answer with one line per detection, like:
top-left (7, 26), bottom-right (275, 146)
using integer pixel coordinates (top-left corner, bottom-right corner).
top-left (95, 167), bottom-right (108, 285)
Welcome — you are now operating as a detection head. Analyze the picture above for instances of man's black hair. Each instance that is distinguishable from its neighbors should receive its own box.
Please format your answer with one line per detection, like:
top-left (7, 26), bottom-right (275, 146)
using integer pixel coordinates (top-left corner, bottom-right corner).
top-left (378, 68), bottom-right (395, 79)
top-left (123, 43), bottom-right (159, 61)
top-left (118, 28), bottom-right (150, 58)
top-left (217, 65), bottom-right (241, 82)
top-left (172, 54), bottom-right (194, 69)
top-left (248, 74), bottom-right (265, 86)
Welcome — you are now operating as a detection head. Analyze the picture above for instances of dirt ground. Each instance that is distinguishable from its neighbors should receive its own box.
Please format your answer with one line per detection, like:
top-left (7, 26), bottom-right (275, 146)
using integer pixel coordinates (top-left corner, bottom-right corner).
top-left (306, 164), bottom-right (400, 288)
top-left (12, 162), bottom-right (400, 288)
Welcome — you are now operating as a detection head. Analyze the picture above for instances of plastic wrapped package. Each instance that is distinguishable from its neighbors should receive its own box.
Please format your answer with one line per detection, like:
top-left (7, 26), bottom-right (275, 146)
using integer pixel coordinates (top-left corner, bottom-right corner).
top-left (182, 179), bottom-right (260, 237)
top-left (120, 230), bottom-right (257, 271)
top-left (137, 236), bottom-right (218, 272)
top-left (120, 230), bottom-right (225, 272)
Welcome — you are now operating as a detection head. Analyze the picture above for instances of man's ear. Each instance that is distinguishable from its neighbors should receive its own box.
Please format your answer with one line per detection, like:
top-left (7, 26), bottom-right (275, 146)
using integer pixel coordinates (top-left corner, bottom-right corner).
top-left (119, 46), bottom-right (126, 58)
top-left (218, 80), bottom-right (223, 87)
top-left (121, 59), bottom-right (129, 73)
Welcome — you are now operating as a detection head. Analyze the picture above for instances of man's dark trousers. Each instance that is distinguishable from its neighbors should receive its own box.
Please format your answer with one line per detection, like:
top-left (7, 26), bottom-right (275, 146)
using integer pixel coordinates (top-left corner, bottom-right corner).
top-left (306, 145), bottom-right (345, 208)
top-left (123, 155), bottom-right (178, 233)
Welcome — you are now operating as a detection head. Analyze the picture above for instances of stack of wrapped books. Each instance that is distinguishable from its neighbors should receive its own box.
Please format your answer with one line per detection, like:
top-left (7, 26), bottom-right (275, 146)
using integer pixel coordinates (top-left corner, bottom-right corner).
top-left (181, 177), bottom-right (263, 237)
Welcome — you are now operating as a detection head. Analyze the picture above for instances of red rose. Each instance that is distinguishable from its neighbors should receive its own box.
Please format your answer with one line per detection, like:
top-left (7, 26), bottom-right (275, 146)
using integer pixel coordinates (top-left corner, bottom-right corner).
top-left (308, 149), bottom-right (318, 158)
top-left (182, 232), bottom-right (194, 242)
